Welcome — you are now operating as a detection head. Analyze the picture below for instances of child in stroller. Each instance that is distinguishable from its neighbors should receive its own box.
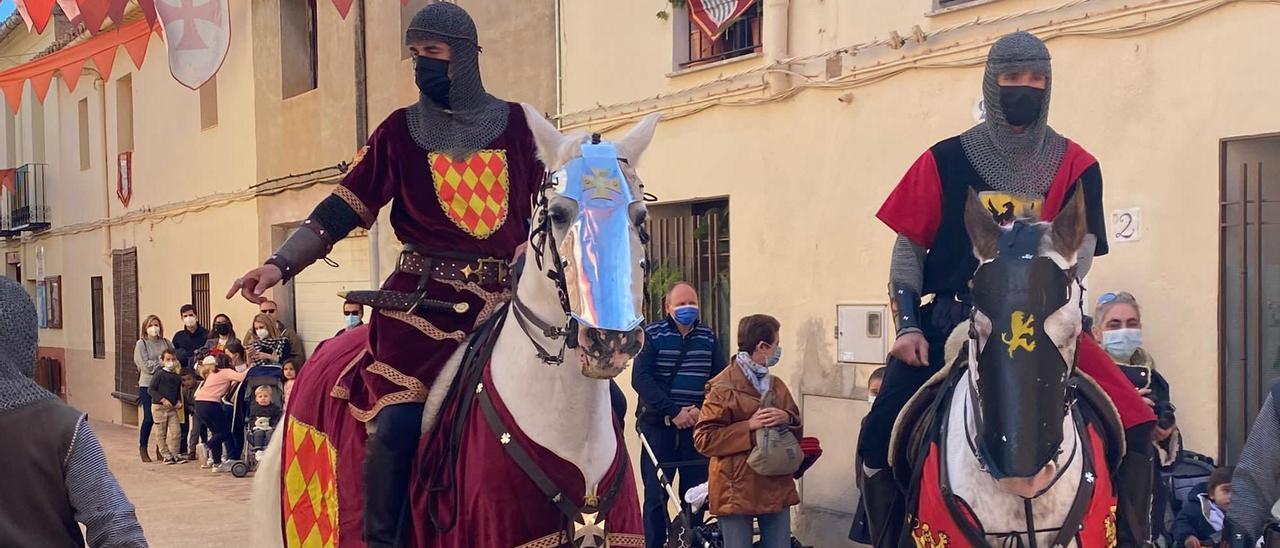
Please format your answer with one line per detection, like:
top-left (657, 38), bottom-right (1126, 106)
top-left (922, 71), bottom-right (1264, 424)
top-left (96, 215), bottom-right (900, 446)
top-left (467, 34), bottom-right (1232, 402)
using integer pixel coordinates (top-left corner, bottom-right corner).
top-left (248, 385), bottom-right (282, 461)
top-left (225, 364), bottom-right (284, 478)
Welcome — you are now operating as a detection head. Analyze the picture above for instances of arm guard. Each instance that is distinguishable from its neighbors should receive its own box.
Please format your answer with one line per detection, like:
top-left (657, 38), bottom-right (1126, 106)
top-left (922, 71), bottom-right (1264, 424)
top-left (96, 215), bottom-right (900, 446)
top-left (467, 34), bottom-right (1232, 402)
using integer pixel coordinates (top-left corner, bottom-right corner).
top-left (891, 283), bottom-right (923, 336)
top-left (265, 194), bottom-right (363, 282)
top-left (889, 234), bottom-right (925, 336)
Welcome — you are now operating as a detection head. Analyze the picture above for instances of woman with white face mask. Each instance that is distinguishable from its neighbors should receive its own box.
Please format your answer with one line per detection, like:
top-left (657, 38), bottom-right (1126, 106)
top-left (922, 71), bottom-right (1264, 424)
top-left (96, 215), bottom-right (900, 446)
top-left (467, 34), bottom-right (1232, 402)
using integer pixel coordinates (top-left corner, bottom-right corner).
top-left (134, 314), bottom-right (174, 463)
top-left (1093, 291), bottom-right (1183, 542)
top-left (243, 313), bottom-right (290, 368)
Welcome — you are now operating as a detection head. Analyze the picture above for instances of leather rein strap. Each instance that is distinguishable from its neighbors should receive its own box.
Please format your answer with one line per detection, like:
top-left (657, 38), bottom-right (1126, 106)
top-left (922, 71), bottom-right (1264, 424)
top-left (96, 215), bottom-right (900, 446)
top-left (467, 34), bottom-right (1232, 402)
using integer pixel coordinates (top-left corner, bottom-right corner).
top-left (510, 171), bottom-right (579, 366)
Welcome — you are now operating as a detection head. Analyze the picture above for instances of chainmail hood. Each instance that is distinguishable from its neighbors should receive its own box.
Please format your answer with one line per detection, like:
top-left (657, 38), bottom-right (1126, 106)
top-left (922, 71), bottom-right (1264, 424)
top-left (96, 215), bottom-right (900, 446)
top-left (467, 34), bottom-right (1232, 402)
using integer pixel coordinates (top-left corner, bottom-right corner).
top-left (0, 276), bottom-right (55, 411)
top-left (960, 31), bottom-right (1067, 195)
top-left (404, 2), bottom-right (509, 159)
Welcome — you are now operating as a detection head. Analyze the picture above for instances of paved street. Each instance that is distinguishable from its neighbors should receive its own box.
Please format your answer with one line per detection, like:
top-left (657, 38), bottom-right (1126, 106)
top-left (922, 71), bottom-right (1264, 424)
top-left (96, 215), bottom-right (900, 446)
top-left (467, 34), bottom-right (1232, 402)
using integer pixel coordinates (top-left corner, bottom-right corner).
top-left (95, 421), bottom-right (253, 547)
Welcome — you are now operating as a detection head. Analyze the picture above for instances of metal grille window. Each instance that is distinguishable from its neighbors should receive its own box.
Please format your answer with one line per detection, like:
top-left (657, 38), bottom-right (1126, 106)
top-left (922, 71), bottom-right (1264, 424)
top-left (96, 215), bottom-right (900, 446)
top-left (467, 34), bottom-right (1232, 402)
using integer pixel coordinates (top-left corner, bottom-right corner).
top-left (112, 248), bottom-right (139, 403)
top-left (644, 199), bottom-right (730, 362)
top-left (191, 273), bottom-right (211, 328)
top-left (682, 3), bottom-right (762, 68)
top-left (45, 275), bottom-right (61, 329)
top-left (934, 0), bottom-right (987, 9)
top-left (91, 276), bottom-right (105, 359)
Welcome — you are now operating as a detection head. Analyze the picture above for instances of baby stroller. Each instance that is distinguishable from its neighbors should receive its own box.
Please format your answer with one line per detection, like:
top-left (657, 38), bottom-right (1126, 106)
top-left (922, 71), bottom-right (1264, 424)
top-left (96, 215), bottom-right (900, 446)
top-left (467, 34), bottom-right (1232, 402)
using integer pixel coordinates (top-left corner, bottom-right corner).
top-left (226, 364), bottom-right (285, 478)
top-left (639, 431), bottom-right (816, 548)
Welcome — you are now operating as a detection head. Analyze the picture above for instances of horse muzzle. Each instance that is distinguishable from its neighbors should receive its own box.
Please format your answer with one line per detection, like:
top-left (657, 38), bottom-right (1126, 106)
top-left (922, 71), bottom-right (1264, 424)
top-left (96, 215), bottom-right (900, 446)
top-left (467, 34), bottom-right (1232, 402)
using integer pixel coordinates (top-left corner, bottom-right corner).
top-left (577, 327), bottom-right (644, 379)
top-left (995, 460), bottom-right (1059, 498)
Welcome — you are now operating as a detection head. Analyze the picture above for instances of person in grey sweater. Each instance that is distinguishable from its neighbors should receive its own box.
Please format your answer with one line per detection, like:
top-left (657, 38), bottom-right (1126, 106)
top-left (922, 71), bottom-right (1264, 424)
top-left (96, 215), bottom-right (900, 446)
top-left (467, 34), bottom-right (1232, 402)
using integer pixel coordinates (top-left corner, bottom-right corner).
top-left (0, 276), bottom-right (147, 547)
top-left (134, 315), bottom-right (173, 463)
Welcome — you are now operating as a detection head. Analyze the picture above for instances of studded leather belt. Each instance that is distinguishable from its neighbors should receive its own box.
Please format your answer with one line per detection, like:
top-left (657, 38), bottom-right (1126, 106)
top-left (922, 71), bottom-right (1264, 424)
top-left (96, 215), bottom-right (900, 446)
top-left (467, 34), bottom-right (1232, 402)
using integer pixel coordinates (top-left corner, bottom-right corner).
top-left (397, 250), bottom-right (511, 287)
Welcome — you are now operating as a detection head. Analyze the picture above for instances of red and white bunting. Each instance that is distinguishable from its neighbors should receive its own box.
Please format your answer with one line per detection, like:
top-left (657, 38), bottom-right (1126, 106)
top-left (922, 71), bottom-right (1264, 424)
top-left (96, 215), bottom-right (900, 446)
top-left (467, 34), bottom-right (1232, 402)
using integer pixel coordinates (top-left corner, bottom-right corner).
top-left (688, 0), bottom-right (757, 40)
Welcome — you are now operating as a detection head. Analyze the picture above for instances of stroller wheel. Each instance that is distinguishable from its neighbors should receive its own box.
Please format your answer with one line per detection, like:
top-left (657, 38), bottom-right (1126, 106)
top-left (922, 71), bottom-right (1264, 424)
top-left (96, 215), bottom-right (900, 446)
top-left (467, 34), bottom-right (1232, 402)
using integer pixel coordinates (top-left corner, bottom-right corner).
top-left (231, 461), bottom-right (249, 478)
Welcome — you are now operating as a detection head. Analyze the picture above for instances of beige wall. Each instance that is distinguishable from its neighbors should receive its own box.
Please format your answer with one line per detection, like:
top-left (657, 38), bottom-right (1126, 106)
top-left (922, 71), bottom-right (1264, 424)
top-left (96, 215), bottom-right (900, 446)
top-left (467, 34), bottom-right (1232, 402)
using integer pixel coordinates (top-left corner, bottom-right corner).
top-left (561, 0), bottom-right (1280, 539)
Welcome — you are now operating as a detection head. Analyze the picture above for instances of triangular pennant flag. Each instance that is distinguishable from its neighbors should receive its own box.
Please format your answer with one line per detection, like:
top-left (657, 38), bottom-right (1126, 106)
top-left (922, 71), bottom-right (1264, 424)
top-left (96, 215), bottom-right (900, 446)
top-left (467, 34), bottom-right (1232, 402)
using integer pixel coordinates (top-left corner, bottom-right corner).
top-left (0, 80), bottom-right (26, 115)
top-left (59, 58), bottom-right (85, 93)
top-left (106, 0), bottom-right (129, 26)
top-left (0, 169), bottom-right (16, 195)
top-left (137, 0), bottom-right (159, 28)
top-left (332, 0), bottom-right (354, 19)
top-left (401, 0), bottom-right (410, 4)
top-left (17, 0), bottom-right (58, 34)
top-left (30, 70), bottom-right (55, 104)
top-left (56, 0), bottom-right (81, 26)
top-left (123, 34), bottom-right (151, 69)
top-left (90, 45), bottom-right (118, 80)
top-left (77, 0), bottom-right (110, 35)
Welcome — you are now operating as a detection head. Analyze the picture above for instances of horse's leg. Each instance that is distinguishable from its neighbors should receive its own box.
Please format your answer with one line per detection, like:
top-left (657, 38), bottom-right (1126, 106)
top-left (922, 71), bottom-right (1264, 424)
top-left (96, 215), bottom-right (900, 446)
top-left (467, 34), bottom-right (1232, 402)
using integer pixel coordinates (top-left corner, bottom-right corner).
top-left (250, 422), bottom-right (288, 547)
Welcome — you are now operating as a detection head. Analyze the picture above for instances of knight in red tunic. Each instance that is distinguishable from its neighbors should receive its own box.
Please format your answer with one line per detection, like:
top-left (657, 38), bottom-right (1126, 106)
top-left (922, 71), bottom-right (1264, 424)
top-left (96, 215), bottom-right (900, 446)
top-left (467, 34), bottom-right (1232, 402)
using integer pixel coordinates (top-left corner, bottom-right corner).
top-left (228, 4), bottom-right (543, 546)
top-left (856, 31), bottom-right (1159, 547)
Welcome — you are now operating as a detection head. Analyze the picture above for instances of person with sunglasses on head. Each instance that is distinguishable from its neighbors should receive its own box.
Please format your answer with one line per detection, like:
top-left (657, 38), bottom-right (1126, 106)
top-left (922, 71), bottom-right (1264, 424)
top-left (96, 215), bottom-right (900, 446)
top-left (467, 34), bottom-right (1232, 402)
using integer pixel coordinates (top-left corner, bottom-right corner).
top-left (225, 4), bottom-right (548, 544)
top-left (862, 31), bottom-right (1159, 546)
top-left (336, 300), bottom-right (365, 337)
top-left (1094, 291), bottom-right (1183, 542)
top-left (258, 299), bottom-right (304, 363)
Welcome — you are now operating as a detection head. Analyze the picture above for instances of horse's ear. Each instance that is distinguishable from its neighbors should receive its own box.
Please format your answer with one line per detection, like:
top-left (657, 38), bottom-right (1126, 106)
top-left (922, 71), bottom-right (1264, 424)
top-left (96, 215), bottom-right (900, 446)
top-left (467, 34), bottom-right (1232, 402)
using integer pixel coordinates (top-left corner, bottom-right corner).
top-left (614, 113), bottom-right (661, 166)
top-left (964, 189), bottom-right (1001, 261)
top-left (1050, 187), bottom-right (1088, 260)
top-left (522, 103), bottom-right (577, 172)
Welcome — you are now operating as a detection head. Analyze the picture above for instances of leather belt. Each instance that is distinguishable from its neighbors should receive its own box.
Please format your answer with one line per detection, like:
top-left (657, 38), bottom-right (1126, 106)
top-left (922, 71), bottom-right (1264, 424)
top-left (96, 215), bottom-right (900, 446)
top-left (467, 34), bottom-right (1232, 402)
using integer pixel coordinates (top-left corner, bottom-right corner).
top-left (397, 250), bottom-right (511, 287)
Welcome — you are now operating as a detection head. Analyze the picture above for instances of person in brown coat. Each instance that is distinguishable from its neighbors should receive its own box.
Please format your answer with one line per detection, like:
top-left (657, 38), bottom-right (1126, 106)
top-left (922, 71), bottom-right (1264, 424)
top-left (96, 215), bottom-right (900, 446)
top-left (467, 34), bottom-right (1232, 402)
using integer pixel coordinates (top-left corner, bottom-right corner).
top-left (694, 314), bottom-right (801, 548)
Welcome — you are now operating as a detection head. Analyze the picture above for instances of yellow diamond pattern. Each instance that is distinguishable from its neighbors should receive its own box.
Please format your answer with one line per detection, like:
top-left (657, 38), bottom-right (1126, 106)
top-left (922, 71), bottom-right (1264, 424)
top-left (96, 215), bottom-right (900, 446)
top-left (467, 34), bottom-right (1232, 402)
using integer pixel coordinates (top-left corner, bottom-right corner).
top-left (282, 417), bottom-right (339, 548)
top-left (429, 150), bottom-right (511, 239)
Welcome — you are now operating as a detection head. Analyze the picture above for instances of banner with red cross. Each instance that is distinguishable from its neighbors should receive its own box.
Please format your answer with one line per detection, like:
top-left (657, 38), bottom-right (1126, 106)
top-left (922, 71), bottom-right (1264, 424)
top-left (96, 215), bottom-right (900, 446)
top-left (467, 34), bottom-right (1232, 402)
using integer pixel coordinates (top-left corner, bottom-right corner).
top-left (282, 417), bottom-right (340, 548)
top-left (430, 150), bottom-right (511, 240)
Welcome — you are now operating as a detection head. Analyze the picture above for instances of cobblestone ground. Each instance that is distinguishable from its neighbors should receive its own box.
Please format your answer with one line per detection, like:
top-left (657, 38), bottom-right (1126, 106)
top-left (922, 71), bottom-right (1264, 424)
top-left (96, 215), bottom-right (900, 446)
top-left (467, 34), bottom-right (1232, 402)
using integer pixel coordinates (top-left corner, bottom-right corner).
top-left (94, 420), bottom-right (253, 547)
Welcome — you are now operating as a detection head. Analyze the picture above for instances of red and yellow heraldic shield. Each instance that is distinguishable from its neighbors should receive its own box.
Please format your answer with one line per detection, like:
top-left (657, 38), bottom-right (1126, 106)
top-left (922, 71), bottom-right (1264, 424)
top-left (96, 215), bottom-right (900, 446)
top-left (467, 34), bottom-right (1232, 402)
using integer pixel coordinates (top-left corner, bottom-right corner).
top-left (282, 417), bottom-right (339, 548)
top-left (430, 150), bottom-right (511, 239)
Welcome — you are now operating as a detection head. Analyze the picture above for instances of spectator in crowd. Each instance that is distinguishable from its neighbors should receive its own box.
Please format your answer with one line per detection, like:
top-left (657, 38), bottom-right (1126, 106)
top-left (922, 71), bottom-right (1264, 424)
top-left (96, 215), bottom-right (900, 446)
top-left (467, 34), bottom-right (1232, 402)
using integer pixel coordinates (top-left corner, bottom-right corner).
top-left (204, 314), bottom-right (237, 353)
top-left (249, 385), bottom-right (283, 460)
top-left (868, 366), bottom-right (886, 406)
top-left (337, 300), bottom-right (365, 336)
top-left (1174, 466), bottom-right (1234, 547)
top-left (282, 357), bottom-right (302, 405)
top-left (225, 339), bottom-right (249, 371)
top-left (633, 281), bottom-right (723, 548)
top-left (148, 349), bottom-right (185, 465)
top-left (134, 314), bottom-right (173, 463)
top-left (0, 276), bottom-right (147, 547)
top-left (171, 304), bottom-right (209, 369)
top-left (1094, 291), bottom-right (1182, 540)
top-left (245, 313), bottom-right (290, 368)
top-left (695, 314), bottom-right (801, 548)
top-left (194, 354), bottom-right (246, 473)
top-left (180, 368), bottom-right (201, 462)
top-left (259, 299), bottom-right (304, 362)
top-left (1227, 380), bottom-right (1280, 543)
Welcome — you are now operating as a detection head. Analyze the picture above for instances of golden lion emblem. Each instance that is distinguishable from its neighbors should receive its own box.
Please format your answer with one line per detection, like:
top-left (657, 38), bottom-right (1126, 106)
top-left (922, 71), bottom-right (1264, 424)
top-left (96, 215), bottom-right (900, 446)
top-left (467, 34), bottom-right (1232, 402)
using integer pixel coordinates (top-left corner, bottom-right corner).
top-left (1001, 311), bottom-right (1037, 357)
top-left (911, 522), bottom-right (951, 548)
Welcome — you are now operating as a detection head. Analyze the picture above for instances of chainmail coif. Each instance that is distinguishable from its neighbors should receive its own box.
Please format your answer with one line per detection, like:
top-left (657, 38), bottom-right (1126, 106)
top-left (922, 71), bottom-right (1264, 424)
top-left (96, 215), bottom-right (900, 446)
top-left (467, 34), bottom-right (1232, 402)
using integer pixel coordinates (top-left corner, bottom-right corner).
top-left (960, 31), bottom-right (1067, 196)
top-left (404, 2), bottom-right (510, 160)
top-left (0, 276), bottom-right (55, 411)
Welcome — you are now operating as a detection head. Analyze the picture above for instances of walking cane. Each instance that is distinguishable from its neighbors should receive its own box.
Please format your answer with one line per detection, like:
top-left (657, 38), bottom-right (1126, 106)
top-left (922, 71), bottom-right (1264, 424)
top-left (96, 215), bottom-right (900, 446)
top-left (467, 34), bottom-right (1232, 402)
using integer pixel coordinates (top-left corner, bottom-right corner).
top-left (639, 431), bottom-right (712, 548)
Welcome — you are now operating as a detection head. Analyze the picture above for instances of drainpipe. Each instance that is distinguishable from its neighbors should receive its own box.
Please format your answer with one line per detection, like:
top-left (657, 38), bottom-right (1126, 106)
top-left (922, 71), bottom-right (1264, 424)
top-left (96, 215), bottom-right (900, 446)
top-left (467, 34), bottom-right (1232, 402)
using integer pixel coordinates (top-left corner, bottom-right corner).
top-left (352, 0), bottom-right (379, 288)
top-left (554, 0), bottom-right (563, 125)
top-left (762, 0), bottom-right (791, 93)
top-left (95, 74), bottom-right (111, 259)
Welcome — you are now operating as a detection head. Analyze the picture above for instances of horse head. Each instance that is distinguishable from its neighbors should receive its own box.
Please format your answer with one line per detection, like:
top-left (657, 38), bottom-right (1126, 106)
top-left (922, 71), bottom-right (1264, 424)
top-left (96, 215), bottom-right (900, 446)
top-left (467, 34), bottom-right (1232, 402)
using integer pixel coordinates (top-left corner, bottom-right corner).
top-left (963, 187), bottom-right (1088, 497)
top-left (518, 104), bottom-right (658, 379)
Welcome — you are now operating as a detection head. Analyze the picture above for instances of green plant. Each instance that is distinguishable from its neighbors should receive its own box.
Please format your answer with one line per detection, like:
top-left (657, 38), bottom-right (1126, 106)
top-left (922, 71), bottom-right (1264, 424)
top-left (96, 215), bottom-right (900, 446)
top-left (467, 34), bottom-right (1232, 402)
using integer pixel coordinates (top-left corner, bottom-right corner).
top-left (657, 0), bottom-right (689, 21)
top-left (646, 262), bottom-right (686, 315)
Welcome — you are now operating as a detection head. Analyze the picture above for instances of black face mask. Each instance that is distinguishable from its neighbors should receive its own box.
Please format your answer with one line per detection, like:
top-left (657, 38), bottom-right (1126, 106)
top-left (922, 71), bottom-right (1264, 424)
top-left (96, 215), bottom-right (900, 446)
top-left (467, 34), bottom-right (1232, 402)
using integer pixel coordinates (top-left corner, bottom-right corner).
top-left (998, 85), bottom-right (1045, 127)
top-left (415, 56), bottom-right (452, 110)
top-left (213, 324), bottom-right (229, 336)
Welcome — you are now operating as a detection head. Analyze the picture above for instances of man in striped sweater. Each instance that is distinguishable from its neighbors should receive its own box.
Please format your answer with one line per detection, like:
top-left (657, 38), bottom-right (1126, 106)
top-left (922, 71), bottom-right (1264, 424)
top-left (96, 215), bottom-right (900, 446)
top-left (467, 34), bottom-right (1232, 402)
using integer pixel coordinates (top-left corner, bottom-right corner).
top-left (633, 281), bottom-right (724, 548)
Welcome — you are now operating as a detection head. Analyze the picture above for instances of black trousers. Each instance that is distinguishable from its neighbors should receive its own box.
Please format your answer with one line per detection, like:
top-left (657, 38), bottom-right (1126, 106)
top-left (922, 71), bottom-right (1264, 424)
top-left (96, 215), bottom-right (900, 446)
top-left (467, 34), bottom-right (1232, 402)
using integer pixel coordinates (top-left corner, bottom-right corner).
top-left (858, 299), bottom-right (970, 469)
top-left (638, 419), bottom-right (708, 548)
top-left (195, 402), bottom-right (230, 464)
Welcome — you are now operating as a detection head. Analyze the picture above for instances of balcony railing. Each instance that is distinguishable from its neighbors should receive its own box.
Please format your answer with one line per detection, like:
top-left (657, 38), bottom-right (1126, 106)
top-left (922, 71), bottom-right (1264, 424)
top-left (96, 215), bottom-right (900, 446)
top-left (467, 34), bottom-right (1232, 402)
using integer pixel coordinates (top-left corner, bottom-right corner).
top-left (1, 163), bottom-right (50, 237)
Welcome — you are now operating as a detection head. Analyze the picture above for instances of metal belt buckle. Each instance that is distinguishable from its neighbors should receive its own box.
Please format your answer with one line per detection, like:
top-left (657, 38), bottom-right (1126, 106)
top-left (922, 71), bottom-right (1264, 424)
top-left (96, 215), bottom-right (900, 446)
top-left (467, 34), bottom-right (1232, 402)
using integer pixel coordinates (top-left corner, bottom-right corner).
top-left (397, 251), bottom-right (419, 273)
top-left (462, 258), bottom-right (508, 283)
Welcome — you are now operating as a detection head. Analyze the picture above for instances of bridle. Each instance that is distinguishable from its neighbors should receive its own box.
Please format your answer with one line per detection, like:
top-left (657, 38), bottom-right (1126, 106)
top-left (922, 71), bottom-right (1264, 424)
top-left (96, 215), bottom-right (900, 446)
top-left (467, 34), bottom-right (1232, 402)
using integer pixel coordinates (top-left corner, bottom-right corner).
top-left (509, 135), bottom-right (648, 366)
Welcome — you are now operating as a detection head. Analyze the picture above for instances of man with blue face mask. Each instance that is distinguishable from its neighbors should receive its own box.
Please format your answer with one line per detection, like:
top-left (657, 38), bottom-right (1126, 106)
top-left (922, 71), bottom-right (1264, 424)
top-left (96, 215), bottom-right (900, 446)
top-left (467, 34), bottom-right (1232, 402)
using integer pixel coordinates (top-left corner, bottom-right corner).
top-left (335, 300), bottom-right (365, 337)
top-left (633, 281), bottom-right (723, 548)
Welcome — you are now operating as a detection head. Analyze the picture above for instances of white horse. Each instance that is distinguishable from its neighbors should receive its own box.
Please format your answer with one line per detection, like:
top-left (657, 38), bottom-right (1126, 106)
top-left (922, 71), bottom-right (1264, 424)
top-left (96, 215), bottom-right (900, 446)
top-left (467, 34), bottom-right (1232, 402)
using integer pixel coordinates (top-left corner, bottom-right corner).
top-left (888, 190), bottom-right (1124, 547)
top-left (251, 104), bottom-right (660, 547)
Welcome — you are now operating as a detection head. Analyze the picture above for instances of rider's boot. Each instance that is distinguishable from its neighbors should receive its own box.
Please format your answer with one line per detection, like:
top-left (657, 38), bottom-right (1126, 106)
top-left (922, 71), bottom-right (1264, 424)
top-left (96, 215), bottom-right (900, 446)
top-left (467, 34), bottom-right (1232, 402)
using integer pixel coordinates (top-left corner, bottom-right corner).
top-left (862, 468), bottom-right (906, 547)
top-left (1115, 423), bottom-right (1157, 548)
top-left (363, 434), bottom-right (414, 548)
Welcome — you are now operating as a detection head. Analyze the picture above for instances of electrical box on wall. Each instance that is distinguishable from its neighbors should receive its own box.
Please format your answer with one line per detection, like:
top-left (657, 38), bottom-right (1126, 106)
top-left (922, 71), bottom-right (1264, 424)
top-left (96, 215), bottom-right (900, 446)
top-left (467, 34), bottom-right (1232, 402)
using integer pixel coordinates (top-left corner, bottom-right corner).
top-left (836, 304), bottom-right (888, 364)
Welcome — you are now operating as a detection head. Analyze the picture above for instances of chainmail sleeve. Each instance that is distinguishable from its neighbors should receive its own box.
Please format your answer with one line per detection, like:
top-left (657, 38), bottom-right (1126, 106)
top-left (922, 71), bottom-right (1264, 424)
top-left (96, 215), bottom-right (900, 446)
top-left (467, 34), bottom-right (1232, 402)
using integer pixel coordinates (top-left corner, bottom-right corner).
top-left (64, 416), bottom-right (148, 548)
top-left (890, 235), bottom-right (925, 294)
